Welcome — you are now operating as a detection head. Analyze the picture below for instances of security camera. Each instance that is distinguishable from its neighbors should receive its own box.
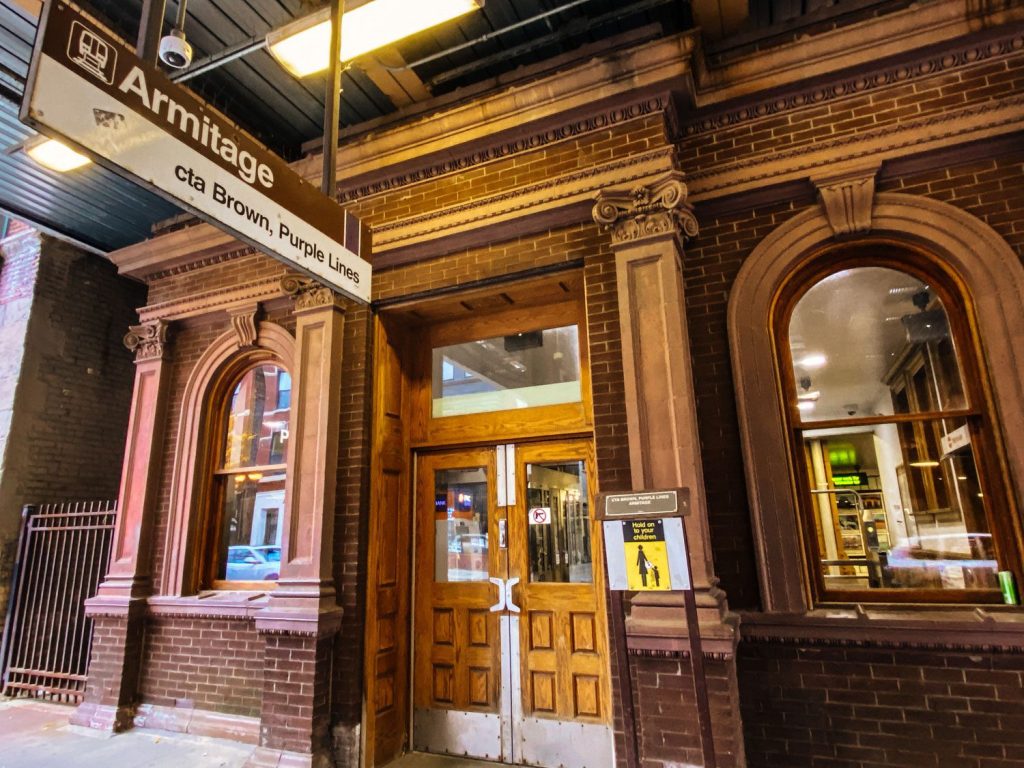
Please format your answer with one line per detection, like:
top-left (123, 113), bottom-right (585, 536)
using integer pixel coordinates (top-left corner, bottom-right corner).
top-left (844, 403), bottom-right (858, 416)
top-left (159, 28), bottom-right (192, 69)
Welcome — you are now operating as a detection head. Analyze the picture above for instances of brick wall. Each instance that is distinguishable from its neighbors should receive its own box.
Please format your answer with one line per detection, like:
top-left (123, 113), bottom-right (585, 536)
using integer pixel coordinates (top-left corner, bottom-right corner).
top-left (138, 617), bottom-right (264, 718)
top-left (630, 653), bottom-right (746, 768)
top-left (0, 229), bottom-right (143, 623)
top-left (680, 37), bottom-right (1023, 173)
top-left (739, 639), bottom-right (1024, 768)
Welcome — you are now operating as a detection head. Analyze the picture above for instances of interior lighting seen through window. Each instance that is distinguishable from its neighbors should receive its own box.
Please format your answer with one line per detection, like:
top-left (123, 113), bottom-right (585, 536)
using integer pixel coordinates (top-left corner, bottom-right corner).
top-left (786, 266), bottom-right (1001, 597)
top-left (432, 325), bottom-right (581, 417)
top-left (215, 364), bottom-right (290, 584)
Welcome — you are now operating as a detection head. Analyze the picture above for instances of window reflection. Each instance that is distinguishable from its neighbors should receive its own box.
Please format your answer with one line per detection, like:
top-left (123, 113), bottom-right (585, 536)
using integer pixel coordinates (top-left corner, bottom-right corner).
top-left (789, 268), bottom-right (999, 595)
top-left (215, 364), bottom-right (290, 584)
top-left (434, 467), bottom-right (489, 582)
top-left (526, 461), bottom-right (592, 584)
top-left (432, 326), bottom-right (581, 417)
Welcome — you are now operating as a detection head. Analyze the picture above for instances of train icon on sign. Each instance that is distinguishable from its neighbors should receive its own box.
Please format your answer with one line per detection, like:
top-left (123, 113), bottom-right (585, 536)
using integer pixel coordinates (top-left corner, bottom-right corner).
top-left (67, 21), bottom-right (117, 85)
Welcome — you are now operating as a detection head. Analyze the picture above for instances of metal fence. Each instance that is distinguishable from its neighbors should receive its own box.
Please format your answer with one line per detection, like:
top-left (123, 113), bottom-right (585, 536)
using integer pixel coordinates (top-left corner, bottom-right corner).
top-left (0, 501), bottom-right (116, 703)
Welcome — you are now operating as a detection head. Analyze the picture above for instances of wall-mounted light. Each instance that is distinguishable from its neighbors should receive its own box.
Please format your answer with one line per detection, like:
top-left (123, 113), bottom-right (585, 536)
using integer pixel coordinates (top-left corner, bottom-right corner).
top-left (267, 0), bottom-right (484, 77)
top-left (26, 138), bottom-right (91, 172)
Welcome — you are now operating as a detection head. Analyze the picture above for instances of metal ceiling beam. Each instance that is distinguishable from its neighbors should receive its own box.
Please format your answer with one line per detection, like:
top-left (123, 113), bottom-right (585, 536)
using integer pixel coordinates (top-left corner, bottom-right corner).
top-left (137, 0), bottom-right (167, 64)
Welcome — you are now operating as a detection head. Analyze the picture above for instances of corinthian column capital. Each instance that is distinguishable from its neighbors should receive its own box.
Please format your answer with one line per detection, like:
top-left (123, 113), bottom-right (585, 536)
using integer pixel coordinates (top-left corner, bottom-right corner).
top-left (592, 171), bottom-right (698, 247)
top-left (123, 319), bottom-right (171, 362)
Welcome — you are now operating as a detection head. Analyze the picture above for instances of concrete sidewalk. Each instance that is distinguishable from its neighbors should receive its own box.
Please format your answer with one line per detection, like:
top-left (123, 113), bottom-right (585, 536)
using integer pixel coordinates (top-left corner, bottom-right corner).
top-left (0, 699), bottom-right (254, 767)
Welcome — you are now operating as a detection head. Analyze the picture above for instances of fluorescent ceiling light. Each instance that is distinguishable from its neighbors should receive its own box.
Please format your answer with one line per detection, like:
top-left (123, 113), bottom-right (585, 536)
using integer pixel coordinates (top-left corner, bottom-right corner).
top-left (797, 401), bottom-right (815, 412)
top-left (798, 353), bottom-right (827, 369)
top-left (268, 0), bottom-right (483, 78)
top-left (909, 460), bottom-right (940, 468)
top-left (797, 391), bottom-right (820, 402)
top-left (26, 138), bottom-right (91, 172)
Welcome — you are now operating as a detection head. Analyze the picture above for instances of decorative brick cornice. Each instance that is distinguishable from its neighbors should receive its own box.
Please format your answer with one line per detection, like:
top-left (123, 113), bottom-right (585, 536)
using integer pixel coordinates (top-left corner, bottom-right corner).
top-left (123, 319), bottom-right (170, 362)
top-left (687, 95), bottom-right (1024, 201)
top-left (281, 274), bottom-right (345, 312)
top-left (137, 276), bottom-right (287, 324)
top-left (142, 245), bottom-right (255, 282)
top-left (339, 96), bottom-right (672, 203)
top-left (592, 170), bottom-right (698, 245)
top-left (628, 647), bottom-right (734, 662)
top-left (740, 611), bottom-right (1024, 653)
top-left (685, 30), bottom-right (1024, 138)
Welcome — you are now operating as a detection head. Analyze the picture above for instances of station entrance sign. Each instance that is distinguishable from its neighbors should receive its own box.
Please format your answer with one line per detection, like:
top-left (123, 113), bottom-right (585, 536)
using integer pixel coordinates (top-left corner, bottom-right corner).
top-left (21, 0), bottom-right (370, 303)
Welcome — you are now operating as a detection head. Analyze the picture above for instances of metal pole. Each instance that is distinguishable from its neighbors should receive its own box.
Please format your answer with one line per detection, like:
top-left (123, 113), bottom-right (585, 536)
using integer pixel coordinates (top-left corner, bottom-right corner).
top-left (322, 0), bottom-right (345, 197)
top-left (136, 0), bottom-right (167, 65)
top-left (608, 588), bottom-right (641, 768)
top-left (683, 586), bottom-right (717, 766)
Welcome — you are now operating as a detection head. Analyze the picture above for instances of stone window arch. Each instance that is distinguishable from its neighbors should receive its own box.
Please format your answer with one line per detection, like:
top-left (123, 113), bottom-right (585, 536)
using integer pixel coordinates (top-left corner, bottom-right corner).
top-left (160, 319), bottom-right (296, 596)
top-left (728, 192), bottom-right (1024, 613)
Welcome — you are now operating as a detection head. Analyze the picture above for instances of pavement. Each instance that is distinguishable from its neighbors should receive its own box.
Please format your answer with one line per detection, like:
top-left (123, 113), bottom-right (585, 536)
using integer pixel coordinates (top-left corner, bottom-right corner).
top-left (0, 698), bottom-right (254, 767)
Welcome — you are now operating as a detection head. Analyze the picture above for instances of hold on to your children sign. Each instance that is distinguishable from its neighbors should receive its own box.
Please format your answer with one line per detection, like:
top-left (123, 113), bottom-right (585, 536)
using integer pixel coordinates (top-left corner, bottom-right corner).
top-left (597, 489), bottom-right (691, 592)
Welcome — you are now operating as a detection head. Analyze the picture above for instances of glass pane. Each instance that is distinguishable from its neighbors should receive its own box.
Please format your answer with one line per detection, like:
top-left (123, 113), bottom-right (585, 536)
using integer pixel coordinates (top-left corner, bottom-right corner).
top-left (222, 364), bottom-right (291, 469)
top-left (526, 460), bottom-right (592, 583)
top-left (217, 470), bottom-right (286, 582)
top-left (803, 419), bottom-right (999, 594)
top-left (434, 467), bottom-right (489, 582)
top-left (788, 268), bottom-right (966, 422)
top-left (432, 326), bottom-right (581, 417)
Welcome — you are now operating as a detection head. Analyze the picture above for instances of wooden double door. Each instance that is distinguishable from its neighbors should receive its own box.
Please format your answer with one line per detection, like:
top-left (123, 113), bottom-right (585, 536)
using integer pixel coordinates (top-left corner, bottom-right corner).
top-left (412, 440), bottom-right (613, 768)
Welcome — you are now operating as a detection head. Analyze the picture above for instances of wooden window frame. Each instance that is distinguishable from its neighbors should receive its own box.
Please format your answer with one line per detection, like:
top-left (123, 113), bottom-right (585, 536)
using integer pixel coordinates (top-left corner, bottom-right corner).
top-left (409, 297), bottom-right (593, 447)
top-left (773, 243), bottom-right (1021, 605)
top-left (197, 355), bottom-right (290, 592)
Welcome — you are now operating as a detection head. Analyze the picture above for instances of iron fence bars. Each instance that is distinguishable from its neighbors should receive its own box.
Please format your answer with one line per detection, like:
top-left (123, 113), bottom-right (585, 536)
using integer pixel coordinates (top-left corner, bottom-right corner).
top-left (0, 501), bottom-right (116, 703)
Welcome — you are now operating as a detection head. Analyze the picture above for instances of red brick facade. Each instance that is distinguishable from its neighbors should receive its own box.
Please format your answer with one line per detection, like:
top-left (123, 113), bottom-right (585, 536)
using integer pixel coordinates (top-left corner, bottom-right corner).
top-left (22, 3), bottom-right (1021, 768)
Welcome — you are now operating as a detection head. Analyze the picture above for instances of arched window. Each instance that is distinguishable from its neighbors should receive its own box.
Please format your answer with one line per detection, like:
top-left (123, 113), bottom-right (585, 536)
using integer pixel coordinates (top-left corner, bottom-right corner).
top-left (207, 362), bottom-right (291, 587)
top-left (775, 245), bottom-right (1017, 603)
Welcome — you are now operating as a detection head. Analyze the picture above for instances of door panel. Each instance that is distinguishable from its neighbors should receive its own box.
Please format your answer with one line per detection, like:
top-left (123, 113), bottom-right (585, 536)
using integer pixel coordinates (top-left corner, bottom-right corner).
top-left (509, 440), bottom-right (612, 729)
top-left (412, 441), bottom-right (612, 768)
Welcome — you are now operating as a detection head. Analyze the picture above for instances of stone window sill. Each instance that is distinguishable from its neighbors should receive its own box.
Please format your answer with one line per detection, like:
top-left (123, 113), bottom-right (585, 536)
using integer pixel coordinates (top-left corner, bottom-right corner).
top-left (147, 592), bottom-right (270, 620)
top-left (739, 605), bottom-right (1024, 651)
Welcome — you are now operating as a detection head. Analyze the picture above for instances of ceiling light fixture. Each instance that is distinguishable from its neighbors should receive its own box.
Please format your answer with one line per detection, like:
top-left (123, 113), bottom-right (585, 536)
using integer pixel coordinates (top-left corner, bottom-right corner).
top-left (797, 401), bottom-right (815, 412)
top-left (797, 391), bottom-right (820, 402)
top-left (267, 0), bottom-right (484, 78)
top-left (26, 138), bottom-right (91, 172)
top-left (798, 353), bottom-right (827, 369)
top-left (909, 460), bottom-right (940, 468)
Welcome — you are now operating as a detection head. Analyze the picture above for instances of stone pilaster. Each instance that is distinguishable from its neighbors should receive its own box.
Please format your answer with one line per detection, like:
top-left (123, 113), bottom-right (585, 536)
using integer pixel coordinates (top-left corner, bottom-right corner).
top-left (248, 277), bottom-right (345, 768)
top-left (73, 319), bottom-right (172, 731)
top-left (593, 172), bottom-right (745, 766)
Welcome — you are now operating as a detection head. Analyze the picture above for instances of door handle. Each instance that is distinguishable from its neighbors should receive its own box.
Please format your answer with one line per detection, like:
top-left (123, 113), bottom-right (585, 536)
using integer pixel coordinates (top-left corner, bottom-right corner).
top-left (488, 577), bottom-right (506, 613)
top-left (504, 577), bottom-right (521, 614)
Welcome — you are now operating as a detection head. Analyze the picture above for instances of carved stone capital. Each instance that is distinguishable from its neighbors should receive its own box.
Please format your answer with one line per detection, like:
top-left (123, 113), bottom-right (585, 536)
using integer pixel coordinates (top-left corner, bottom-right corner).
top-left (593, 171), bottom-right (698, 246)
top-left (281, 275), bottom-right (345, 313)
top-left (123, 319), bottom-right (170, 362)
top-left (227, 303), bottom-right (261, 348)
top-left (812, 163), bottom-right (880, 236)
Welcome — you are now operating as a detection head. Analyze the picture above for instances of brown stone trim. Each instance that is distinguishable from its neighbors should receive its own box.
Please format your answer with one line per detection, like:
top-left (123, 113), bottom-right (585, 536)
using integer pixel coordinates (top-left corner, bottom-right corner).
top-left (138, 276), bottom-right (286, 323)
top-left (133, 703), bottom-right (260, 744)
top-left (373, 148), bottom-right (676, 252)
top-left (688, 95), bottom-right (1024, 202)
top-left (728, 193), bottom-right (1024, 613)
top-left (339, 94), bottom-right (674, 203)
top-left (146, 593), bottom-right (269, 620)
top-left (740, 610), bottom-right (1024, 652)
top-left (688, 26), bottom-right (1024, 135)
top-left (627, 646), bottom-right (736, 662)
top-left (692, 0), bottom-right (1024, 107)
top-left (161, 323), bottom-right (296, 596)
